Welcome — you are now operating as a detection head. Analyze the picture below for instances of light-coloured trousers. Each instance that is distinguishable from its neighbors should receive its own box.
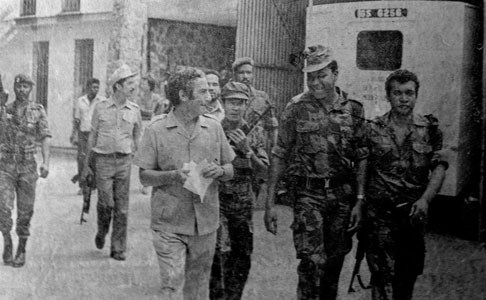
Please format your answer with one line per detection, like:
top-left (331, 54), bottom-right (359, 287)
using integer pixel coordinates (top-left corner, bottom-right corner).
top-left (152, 229), bottom-right (217, 300)
top-left (95, 154), bottom-right (131, 253)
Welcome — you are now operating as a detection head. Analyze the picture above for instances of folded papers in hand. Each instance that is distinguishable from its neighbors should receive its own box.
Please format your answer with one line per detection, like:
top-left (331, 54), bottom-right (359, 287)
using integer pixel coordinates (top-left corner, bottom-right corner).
top-left (182, 159), bottom-right (213, 202)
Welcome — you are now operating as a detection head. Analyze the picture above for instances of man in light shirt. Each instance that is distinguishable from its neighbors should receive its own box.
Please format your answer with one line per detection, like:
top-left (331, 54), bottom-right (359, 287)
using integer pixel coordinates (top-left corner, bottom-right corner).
top-left (82, 65), bottom-right (142, 261)
top-left (204, 69), bottom-right (225, 122)
top-left (71, 78), bottom-right (104, 195)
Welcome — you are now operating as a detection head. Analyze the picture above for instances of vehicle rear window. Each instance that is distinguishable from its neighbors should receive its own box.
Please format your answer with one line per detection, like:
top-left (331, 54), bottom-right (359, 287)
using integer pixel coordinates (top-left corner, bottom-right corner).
top-left (356, 30), bottom-right (403, 70)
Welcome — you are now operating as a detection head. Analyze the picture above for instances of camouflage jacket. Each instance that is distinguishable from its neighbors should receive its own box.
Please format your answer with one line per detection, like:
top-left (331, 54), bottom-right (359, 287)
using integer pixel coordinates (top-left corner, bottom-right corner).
top-left (273, 90), bottom-right (367, 180)
top-left (219, 119), bottom-right (269, 198)
top-left (0, 100), bottom-right (51, 162)
top-left (244, 86), bottom-right (278, 132)
top-left (364, 112), bottom-right (448, 203)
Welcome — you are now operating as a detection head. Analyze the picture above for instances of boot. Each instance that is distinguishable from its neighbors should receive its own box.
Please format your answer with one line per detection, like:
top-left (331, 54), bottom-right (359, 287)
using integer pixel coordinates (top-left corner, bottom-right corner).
top-left (12, 237), bottom-right (27, 268)
top-left (2, 232), bottom-right (12, 266)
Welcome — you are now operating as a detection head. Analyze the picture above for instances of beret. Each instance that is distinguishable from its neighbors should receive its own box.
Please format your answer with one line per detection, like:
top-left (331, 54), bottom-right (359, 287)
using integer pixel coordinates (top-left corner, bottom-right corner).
top-left (232, 57), bottom-right (254, 71)
top-left (14, 74), bottom-right (35, 85)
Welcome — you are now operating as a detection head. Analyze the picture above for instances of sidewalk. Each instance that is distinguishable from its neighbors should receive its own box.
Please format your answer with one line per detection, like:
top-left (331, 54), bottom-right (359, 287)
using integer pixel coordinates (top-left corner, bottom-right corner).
top-left (0, 152), bottom-right (484, 300)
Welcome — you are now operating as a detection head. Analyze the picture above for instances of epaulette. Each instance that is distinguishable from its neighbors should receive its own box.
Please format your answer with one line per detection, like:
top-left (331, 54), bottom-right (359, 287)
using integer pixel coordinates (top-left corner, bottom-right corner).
top-left (127, 100), bottom-right (139, 109)
top-left (149, 113), bottom-right (168, 124)
top-left (202, 113), bottom-right (219, 121)
top-left (285, 92), bottom-right (306, 109)
top-left (95, 99), bottom-right (109, 108)
top-left (254, 89), bottom-right (276, 107)
top-left (373, 115), bottom-right (387, 127)
top-left (348, 98), bottom-right (363, 109)
top-left (424, 114), bottom-right (439, 127)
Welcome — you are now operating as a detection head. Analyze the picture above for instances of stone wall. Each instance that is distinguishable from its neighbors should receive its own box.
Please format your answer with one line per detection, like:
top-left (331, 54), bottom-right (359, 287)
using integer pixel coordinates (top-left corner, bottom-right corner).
top-left (106, 0), bottom-right (147, 95)
top-left (147, 18), bottom-right (236, 81)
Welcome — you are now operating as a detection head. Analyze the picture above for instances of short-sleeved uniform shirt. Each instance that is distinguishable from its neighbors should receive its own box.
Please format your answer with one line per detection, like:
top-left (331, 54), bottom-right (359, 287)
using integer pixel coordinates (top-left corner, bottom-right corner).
top-left (90, 98), bottom-right (142, 154)
top-left (73, 94), bottom-right (105, 132)
top-left (363, 112), bottom-right (448, 204)
top-left (0, 100), bottom-right (51, 163)
top-left (273, 90), bottom-right (367, 180)
top-left (133, 112), bottom-right (235, 236)
top-left (245, 86), bottom-right (278, 132)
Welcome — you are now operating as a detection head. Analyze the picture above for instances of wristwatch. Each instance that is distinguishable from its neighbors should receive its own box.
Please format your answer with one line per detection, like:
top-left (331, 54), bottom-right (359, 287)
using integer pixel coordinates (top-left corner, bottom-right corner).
top-left (356, 194), bottom-right (365, 201)
top-left (245, 150), bottom-right (254, 159)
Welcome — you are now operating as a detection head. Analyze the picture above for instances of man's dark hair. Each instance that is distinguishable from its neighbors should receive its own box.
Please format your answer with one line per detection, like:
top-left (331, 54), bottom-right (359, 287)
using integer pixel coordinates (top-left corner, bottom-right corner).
top-left (86, 78), bottom-right (100, 87)
top-left (143, 75), bottom-right (156, 92)
top-left (166, 67), bottom-right (205, 107)
top-left (385, 69), bottom-right (420, 96)
top-left (204, 69), bottom-right (221, 85)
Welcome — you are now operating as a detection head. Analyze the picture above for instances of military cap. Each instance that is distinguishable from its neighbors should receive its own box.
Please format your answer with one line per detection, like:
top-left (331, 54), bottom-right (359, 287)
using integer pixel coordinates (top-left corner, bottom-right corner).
top-left (109, 64), bottom-right (137, 85)
top-left (14, 74), bottom-right (35, 85)
top-left (232, 57), bottom-right (254, 72)
top-left (302, 45), bottom-right (334, 73)
top-left (221, 81), bottom-right (250, 100)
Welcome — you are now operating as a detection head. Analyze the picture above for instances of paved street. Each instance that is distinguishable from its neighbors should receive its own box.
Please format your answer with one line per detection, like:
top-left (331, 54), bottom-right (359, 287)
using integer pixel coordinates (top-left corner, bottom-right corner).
top-left (0, 151), bottom-right (485, 300)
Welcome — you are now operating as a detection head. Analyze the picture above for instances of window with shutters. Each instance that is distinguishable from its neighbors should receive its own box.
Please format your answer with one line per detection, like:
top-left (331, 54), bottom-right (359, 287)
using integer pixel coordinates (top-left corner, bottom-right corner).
top-left (33, 41), bottom-right (49, 109)
top-left (74, 39), bottom-right (94, 97)
top-left (62, 0), bottom-right (80, 12)
top-left (356, 31), bottom-right (403, 71)
top-left (20, 0), bottom-right (36, 16)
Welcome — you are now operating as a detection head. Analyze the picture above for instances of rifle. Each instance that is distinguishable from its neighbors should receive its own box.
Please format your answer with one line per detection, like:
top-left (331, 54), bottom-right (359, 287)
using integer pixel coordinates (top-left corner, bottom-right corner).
top-left (80, 156), bottom-right (96, 225)
top-left (244, 103), bottom-right (272, 136)
top-left (80, 174), bottom-right (95, 224)
top-left (348, 236), bottom-right (371, 293)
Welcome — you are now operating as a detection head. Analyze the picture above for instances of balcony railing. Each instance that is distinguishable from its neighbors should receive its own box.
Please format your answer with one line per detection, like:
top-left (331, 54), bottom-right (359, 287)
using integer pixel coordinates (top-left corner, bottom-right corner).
top-left (20, 0), bottom-right (36, 16)
top-left (62, 0), bottom-right (80, 12)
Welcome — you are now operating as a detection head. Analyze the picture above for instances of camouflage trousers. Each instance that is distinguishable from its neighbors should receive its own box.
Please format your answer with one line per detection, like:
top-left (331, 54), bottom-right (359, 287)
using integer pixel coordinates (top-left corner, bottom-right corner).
top-left (291, 184), bottom-right (353, 300)
top-left (210, 193), bottom-right (253, 300)
top-left (361, 199), bottom-right (426, 300)
top-left (0, 160), bottom-right (38, 237)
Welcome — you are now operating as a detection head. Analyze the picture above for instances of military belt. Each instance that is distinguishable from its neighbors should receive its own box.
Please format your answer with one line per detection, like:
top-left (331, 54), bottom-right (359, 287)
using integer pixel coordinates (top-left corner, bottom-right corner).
top-left (95, 152), bottom-right (130, 159)
top-left (1, 152), bottom-right (35, 162)
top-left (294, 176), bottom-right (346, 191)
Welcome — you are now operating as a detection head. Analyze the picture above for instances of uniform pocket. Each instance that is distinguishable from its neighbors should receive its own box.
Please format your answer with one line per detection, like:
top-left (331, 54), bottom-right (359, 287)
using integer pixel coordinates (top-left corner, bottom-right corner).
top-left (296, 120), bottom-right (320, 133)
top-left (412, 142), bottom-right (432, 167)
top-left (296, 120), bottom-right (321, 153)
top-left (291, 206), bottom-right (323, 259)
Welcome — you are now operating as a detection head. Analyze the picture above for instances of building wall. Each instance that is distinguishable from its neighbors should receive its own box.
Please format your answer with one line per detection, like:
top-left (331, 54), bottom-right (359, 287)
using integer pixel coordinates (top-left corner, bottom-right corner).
top-left (0, 17), bottom-right (112, 148)
top-left (236, 0), bottom-right (307, 115)
top-left (0, 0), bottom-right (238, 148)
top-left (147, 18), bottom-right (236, 79)
top-left (3, 0), bottom-right (113, 19)
top-left (146, 0), bottom-right (237, 26)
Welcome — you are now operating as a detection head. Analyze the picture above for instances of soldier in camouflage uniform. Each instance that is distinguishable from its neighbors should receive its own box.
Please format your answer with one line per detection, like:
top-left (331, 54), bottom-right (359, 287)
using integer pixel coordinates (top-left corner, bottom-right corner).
top-left (232, 57), bottom-right (278, 152)
top-left (232, 57), bottom-right (278, 205)
top-left (265, 45), bottom-right (368, 300)
top-left (0, 74), bottom-right (51, 268)
top-left (360, 70), bottom-right (448, 300)
top-left (210, 82), bottom-right (269, 300)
